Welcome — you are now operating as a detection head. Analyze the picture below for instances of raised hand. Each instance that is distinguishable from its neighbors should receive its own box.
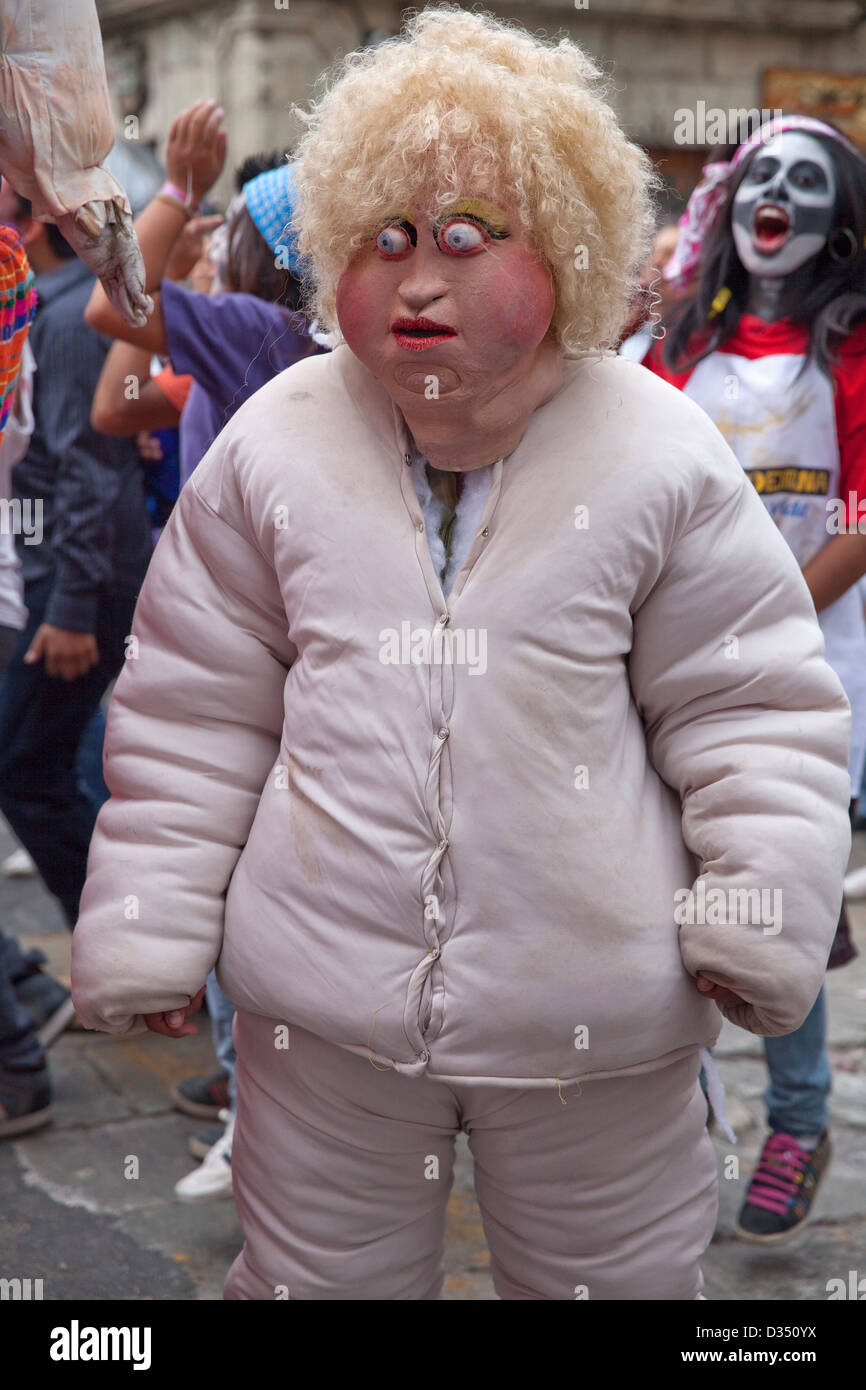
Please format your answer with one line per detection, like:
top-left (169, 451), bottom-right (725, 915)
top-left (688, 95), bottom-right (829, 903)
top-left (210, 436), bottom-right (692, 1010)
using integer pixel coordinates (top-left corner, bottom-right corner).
top-left (165, 100), bottom-right (227, 208)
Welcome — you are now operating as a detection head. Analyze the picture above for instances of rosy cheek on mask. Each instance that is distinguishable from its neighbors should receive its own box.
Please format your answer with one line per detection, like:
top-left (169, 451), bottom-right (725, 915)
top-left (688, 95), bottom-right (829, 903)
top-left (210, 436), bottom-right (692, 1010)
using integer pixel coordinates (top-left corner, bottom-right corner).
top-left (335, 267), bottom-right (381, 355)
top-left (487, 250), bottom-right (555, 349)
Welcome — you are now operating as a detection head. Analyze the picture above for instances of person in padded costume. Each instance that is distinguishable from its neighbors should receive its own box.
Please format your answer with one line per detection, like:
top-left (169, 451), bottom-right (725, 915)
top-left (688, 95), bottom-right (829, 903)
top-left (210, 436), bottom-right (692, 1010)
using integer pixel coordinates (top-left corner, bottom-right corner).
top-left (72, 8), bottom-right (851, 1300)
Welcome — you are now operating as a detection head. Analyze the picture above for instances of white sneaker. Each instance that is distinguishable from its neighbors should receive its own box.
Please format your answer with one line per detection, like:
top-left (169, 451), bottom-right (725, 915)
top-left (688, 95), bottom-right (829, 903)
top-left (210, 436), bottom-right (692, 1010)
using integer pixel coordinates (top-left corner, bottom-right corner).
top-left (843, 865), bottom-right (866, 900)
top-left (2, 847), bottom-right (36, 877)
top-left (174, 1108), bottom-right (234, 1203)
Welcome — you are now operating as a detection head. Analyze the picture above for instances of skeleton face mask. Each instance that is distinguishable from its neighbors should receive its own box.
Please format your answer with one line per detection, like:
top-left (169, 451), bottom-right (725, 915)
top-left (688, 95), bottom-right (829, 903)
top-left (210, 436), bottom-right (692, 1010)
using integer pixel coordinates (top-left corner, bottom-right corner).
top-left (731, 131), bottom-right (837, 278)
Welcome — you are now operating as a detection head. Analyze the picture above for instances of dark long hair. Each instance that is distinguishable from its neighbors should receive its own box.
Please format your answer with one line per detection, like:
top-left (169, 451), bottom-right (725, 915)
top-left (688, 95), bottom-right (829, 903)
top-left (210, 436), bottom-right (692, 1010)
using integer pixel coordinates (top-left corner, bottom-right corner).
top-left (223, 204), bottom-right (303, 312)
top-left (221, 149), bottom-right (303, 312)
top-left (663, 127), bottom-right (866, 378)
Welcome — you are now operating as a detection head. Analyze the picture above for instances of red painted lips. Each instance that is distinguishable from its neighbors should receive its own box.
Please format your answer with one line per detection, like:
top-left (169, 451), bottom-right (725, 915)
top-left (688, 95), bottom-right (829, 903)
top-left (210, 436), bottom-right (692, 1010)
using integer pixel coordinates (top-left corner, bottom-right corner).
top-left (391, 315), bottom-right (458, 350)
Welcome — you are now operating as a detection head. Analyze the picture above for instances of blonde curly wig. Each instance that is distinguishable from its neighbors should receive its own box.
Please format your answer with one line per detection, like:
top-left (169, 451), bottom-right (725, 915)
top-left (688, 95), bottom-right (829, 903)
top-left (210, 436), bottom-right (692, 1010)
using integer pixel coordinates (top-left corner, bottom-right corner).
top-left (290, 5), bottom-right (659, 356)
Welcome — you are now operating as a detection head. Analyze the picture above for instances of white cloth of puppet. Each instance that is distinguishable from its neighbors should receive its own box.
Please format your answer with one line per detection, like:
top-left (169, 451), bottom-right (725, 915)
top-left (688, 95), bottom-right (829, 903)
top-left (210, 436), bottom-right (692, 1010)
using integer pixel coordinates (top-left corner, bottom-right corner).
top-left (0, 0), bottom-right (152, 326)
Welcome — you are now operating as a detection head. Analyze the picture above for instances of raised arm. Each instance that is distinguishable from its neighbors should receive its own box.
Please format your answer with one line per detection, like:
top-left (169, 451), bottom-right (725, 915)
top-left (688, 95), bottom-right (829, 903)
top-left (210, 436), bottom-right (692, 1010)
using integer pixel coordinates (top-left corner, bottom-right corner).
top-left (84, 101), bottom-right (226, 351)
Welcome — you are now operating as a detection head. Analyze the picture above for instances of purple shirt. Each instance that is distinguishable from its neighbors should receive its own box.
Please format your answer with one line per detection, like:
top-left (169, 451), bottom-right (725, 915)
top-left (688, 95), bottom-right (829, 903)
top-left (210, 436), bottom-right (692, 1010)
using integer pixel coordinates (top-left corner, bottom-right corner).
top-left (162, 280), bottom-right (326, 486)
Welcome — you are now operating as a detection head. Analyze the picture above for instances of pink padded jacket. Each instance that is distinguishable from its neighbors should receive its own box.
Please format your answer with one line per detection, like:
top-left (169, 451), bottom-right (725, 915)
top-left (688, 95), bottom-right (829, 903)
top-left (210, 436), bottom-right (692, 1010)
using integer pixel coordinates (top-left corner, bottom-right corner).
top-left (71, 345), bottom-right (852, 1087)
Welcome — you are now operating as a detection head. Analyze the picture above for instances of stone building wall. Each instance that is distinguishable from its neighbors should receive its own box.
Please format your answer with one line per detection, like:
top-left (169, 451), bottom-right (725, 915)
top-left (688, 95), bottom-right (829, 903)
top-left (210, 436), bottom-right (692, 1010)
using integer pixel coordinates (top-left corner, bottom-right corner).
top-left (96, 0), bottom-right (866, 208)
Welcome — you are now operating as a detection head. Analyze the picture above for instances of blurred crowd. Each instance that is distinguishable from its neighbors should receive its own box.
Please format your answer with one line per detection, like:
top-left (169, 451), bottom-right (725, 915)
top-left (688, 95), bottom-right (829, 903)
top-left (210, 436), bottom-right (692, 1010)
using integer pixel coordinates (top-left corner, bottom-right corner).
top-left (0, 98), bottom-right (329, 1194)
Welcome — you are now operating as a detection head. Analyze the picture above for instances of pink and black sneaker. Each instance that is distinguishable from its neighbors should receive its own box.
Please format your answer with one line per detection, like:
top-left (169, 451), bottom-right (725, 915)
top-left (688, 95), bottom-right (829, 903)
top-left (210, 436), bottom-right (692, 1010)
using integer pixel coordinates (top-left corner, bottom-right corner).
top-left (735, 1131), bottom-right (831, 1245)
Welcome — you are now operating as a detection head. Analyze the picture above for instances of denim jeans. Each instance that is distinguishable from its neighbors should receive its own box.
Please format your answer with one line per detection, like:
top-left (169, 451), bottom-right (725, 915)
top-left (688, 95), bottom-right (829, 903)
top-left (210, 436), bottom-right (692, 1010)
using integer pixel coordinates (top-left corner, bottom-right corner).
top-left (0, 623), bottom-right (45, 1069)
top-left (0, 700), bottom-right (110, 1070)
top-left (206, 971), bottom-right (237, 1111)
top-left (764, 987), bottom-right (830, 1137)
top-left (76, 703), bottom-right (109, 813)
top-left (0, 574), bottom-right (138, 927)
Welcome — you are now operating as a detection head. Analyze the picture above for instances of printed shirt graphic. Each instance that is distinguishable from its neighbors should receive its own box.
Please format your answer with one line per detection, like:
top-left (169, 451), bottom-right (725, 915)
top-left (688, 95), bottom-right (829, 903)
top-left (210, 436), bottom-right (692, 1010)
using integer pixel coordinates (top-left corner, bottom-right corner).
top-left (644, 315), bottom-right (866, 786)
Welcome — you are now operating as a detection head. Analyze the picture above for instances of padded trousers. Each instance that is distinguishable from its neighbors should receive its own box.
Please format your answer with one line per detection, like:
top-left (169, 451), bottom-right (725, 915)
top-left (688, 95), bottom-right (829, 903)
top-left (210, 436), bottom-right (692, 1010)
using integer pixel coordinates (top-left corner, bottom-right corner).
top-left (224, 1012), bottom-right (718, 1301)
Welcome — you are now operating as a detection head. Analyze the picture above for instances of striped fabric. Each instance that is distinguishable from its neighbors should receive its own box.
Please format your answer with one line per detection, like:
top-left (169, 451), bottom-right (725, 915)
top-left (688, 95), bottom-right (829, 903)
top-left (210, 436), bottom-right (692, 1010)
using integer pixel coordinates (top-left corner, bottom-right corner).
top-left (0, 223), bottom-right (37, 436)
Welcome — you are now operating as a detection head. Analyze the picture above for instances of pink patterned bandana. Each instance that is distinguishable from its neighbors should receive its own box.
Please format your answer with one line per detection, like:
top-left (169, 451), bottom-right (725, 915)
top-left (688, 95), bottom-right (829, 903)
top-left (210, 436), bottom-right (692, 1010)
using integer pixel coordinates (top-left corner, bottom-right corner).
top-left (663, 115), bottom-right (863, 290)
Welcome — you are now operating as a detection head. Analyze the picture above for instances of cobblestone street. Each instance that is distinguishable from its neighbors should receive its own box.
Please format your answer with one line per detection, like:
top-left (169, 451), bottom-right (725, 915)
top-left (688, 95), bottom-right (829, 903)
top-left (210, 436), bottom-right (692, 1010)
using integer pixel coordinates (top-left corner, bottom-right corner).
top-left (2, 815), bottom-right (864, 1302)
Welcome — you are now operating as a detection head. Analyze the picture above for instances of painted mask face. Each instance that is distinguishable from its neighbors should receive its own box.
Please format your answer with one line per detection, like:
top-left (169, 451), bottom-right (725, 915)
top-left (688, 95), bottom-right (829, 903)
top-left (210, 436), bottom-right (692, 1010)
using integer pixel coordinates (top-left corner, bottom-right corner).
top-left (335, 193), bottom-right (556, 408)
top-left (731, 131), bottom-right (837, 278)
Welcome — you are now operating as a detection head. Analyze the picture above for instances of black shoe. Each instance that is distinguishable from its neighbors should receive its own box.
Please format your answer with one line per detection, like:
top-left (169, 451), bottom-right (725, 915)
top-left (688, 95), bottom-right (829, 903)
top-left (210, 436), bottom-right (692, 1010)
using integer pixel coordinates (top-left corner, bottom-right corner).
top-left (0, 1062), bottom-right (52, 1139)
top-left (734, 1131), bottom-right (831, 1245)
top-left (15, 972), bottom-right (78, 1048)
top-left (170, 1070), bottom-right (230, 1119)
top-left (189, 1121), bottom-right (226, 1160)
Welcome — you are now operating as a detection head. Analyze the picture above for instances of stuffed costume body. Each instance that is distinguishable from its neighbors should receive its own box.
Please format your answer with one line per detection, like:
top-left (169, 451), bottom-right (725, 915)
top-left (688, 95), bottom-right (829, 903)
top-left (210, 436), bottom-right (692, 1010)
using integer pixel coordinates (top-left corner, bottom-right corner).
top-left (70, 13), bottom-right (852, 1300)
top-left (71, 342), bottom-right (851, 1296)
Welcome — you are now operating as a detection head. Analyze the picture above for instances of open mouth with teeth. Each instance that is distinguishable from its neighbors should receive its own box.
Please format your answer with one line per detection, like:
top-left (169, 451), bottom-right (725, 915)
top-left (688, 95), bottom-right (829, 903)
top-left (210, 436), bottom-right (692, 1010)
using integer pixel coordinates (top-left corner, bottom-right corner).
top-left (752, 204), bottom-right (791, 255)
